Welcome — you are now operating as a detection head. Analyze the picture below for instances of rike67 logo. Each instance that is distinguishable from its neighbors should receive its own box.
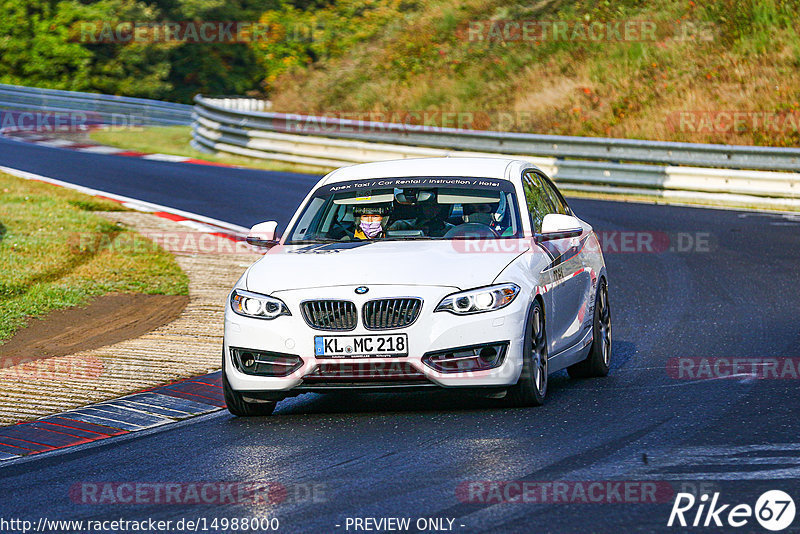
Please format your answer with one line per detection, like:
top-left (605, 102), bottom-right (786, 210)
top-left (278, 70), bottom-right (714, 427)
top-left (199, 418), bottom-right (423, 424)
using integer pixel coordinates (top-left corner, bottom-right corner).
top-left (668, 490), bottom-right (796, 531)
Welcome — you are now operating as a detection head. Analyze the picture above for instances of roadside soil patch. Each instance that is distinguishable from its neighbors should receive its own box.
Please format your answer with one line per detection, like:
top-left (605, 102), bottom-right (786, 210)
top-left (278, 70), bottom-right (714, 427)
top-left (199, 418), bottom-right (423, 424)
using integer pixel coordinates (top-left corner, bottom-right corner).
top-left (0, 293), bottom-right (188, 362)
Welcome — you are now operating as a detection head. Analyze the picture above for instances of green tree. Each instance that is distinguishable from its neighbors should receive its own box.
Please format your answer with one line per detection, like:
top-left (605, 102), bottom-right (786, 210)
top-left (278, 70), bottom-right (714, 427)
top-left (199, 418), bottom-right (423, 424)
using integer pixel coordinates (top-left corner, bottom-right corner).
top-left (0, 0), bottom-right (173, 98)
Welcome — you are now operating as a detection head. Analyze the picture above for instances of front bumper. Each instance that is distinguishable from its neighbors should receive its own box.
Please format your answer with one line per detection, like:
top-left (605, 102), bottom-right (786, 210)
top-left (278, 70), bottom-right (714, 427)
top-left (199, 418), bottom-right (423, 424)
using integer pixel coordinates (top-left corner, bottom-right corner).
top-left (224, 284), bottom-right (528, 394)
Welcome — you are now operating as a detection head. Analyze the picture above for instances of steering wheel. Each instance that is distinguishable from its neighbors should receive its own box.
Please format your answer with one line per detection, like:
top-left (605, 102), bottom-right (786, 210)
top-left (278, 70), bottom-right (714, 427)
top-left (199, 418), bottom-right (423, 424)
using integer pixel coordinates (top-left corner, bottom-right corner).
top-left (327, 220), bottom-right (354, 241)
top-left (444, 223), bottom-right (500, 239)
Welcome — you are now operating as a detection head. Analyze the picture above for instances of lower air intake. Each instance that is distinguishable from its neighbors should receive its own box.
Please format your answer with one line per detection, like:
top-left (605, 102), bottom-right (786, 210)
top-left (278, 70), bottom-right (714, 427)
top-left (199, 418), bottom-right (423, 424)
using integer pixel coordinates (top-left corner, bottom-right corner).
top-left (303, 361), bottom-right (427, 382)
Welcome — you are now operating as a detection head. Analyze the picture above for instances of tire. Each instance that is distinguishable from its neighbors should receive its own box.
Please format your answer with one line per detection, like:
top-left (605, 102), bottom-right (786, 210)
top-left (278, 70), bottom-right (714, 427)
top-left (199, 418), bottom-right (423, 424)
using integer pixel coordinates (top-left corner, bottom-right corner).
top-left (506, 300), bottom-right (548, 407)
top-left (222, 362), bottom-right (277, 417)
top-left (568, 279), bottom-right (611, 379)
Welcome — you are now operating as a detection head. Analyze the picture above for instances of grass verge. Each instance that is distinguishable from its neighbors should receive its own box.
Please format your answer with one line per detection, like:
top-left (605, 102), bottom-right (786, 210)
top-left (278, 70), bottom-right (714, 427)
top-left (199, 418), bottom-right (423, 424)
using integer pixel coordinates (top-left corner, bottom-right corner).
top-left (262, 0), bottom-right (800, 148)
top-left (0, 172), bottom-right (189, 341)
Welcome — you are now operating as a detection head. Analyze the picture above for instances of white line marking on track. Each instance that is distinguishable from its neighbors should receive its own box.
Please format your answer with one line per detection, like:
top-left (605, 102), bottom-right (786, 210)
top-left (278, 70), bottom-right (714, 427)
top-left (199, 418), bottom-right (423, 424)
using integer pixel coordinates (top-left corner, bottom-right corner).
top-left (78, 145), bottom-right (125, 154)
top-left (141, 153), bottom-right (191, 162)
top-left (33, 138), bottom-right (75, 147)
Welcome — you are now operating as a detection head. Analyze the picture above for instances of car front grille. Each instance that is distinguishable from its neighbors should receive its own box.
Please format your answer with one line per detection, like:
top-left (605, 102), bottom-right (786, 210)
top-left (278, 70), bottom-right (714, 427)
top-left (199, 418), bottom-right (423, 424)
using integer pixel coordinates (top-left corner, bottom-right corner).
top-left (362, 298), bottom-right (423, 330)
top-left (301, 300), bottom-right (357, 331)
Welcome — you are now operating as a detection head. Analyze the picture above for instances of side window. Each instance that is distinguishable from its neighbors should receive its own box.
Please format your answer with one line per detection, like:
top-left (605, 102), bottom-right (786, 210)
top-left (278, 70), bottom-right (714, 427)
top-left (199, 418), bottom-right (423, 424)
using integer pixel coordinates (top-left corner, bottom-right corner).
top-left (522, 171), bottom-right (553, 233)
top-left (290, 197), bottom-right (326, 240)
top-left (538, 173), bottom-right (569, 215)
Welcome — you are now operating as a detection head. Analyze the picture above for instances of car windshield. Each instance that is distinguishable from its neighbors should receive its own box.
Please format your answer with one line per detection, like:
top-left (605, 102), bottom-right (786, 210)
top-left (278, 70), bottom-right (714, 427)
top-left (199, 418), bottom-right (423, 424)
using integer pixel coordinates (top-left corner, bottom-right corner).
top-left (286, 177), bottom-right (523, 243)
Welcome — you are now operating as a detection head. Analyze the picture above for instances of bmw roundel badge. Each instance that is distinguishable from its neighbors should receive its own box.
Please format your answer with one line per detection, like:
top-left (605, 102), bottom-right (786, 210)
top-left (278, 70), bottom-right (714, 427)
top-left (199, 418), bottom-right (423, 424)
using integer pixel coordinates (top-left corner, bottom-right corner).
top-left (355, 286), bottom-right (369, 295)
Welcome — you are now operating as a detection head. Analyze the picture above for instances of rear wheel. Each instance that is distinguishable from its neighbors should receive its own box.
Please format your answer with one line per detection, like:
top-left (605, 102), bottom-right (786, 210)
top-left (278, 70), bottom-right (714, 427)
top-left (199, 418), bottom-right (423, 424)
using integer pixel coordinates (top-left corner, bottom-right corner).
top-left (568, 279), bottom-right (611, 379)
top-left (222, 363), bottom-right (277, 417)
top-left (506, 301), bottom-right (548, 407)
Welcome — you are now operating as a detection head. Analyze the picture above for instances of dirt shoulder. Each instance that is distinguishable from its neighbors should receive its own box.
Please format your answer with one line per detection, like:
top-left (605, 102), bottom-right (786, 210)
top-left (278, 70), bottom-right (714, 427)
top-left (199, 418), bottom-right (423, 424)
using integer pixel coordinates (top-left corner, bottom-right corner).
top-left (0, 211), bottom-right (257, 425)
top-left (0, 293), bottom-right (188, 362)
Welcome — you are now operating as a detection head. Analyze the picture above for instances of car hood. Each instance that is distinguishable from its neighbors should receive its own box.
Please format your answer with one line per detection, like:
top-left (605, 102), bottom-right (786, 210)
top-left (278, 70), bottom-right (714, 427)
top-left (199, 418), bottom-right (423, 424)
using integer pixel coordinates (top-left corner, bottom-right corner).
top-left (246, 240), bottom-right (528, 294)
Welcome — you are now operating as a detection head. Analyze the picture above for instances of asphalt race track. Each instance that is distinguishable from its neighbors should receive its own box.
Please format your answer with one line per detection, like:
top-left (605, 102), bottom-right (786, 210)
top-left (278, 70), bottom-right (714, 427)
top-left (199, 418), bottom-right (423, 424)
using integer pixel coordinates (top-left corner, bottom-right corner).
top-left (0, 137), bottom-right (321, 229)
top-left (2, 136), bottom-right (800, 533)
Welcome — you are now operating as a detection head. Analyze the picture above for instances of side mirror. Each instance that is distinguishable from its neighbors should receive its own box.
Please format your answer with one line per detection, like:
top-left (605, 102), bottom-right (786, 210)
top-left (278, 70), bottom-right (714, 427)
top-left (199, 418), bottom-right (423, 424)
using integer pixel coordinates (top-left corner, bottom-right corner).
top-left (538, 214), bottom-right (583, 241)
top-left (246, 221), bottom-right (280, 248)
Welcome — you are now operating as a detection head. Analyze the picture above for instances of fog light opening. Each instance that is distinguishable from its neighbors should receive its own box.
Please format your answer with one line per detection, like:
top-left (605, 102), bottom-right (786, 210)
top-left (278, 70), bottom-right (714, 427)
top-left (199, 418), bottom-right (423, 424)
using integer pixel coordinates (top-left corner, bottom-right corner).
top-left (422, 342), bottom-right (509, 373)
top-left (479, 346), bottom-right (499, 367)
top-left (240, 352), bottom-right (256, 368)
top-left (231, 347), bottom-right (303, 377)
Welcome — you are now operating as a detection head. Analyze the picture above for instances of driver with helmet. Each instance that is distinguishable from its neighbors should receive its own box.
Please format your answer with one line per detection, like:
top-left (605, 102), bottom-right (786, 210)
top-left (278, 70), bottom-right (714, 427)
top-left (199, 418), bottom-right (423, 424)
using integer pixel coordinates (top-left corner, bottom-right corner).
top-left (352, 204), bottom-right (391, 240)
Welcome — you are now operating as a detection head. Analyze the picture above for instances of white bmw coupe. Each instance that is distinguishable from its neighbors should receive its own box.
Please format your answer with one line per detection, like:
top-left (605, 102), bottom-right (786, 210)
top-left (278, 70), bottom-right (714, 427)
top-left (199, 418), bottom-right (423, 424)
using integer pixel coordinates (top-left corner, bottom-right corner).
top-left (223, 157), bottom-right (610, 415)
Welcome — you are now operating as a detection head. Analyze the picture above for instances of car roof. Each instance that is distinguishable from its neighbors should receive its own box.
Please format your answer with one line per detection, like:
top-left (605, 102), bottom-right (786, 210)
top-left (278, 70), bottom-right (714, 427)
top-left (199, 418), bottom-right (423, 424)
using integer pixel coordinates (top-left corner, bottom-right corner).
top-left (320, 157), bottom-right (529, 184)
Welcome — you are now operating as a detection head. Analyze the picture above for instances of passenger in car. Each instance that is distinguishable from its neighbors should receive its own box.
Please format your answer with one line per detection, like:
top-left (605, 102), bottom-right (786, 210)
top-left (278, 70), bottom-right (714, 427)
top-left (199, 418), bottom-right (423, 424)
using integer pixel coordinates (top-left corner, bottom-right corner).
top-left (462, 203), bottom-right (496, 225)
top-left (461, 202), bottom-right (514, 236)
top-left (388, 194), bottom-right (454, 237)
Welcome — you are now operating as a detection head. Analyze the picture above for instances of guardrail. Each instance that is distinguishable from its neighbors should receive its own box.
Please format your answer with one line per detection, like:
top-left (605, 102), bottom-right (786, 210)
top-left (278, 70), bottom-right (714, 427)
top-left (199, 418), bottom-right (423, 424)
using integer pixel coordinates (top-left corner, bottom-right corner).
top-left (0, 84), bottom-right (192, 127)
top-left (192, 96), bottom-right (800, 210)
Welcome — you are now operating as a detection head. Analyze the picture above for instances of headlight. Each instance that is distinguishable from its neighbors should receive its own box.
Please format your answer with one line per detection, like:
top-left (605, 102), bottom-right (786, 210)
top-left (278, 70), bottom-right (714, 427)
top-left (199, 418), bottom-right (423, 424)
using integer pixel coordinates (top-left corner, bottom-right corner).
top-left (435, 283), bottom-right (520, 315)
top-left (230, 289), bottom-right (291, 319)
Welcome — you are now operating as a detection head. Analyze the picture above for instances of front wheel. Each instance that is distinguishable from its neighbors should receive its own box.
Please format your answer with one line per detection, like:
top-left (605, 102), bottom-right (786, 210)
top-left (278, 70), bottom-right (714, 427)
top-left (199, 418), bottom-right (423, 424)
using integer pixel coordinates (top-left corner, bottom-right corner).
top-left (222, 365), bottom-right (277, 417)
top-left (506, 301), bottom-right (548, 407)
top-left (568, 279), bottom-right (611, 379)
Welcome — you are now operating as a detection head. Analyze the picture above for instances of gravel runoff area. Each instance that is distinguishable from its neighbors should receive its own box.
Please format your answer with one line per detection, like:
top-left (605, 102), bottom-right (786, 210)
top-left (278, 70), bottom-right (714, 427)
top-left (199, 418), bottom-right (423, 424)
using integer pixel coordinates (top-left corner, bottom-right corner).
top-left (0, 211), bottom-right (257, 426)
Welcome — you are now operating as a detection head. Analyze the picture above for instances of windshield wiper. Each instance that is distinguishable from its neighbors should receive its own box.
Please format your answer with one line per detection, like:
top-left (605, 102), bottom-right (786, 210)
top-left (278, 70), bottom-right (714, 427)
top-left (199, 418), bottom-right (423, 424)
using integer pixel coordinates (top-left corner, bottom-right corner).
top-left (382, 236), bottom-right (437, 241)
top-left (286, 238), bottom-right (341, 245)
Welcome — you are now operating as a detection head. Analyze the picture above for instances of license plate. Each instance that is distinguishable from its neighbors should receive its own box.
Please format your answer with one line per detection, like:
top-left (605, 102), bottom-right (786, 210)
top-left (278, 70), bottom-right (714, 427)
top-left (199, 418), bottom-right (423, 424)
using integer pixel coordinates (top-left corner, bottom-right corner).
top-left (314, 334), bottom-right (408, 358)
